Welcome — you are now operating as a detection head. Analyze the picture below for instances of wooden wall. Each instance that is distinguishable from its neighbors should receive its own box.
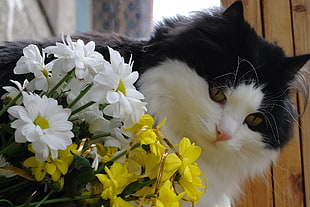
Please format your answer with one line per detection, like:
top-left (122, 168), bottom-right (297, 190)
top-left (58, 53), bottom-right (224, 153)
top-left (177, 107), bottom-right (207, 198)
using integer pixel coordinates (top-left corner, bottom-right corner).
top-left (221, 0), bottom-right (310, 206)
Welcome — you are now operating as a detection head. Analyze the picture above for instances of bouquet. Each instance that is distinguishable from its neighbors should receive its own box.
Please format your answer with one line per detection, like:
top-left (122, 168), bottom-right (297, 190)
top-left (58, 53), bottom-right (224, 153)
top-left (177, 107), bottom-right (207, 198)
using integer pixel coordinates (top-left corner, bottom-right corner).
top-left (0, 35), bottom-right (206, 207)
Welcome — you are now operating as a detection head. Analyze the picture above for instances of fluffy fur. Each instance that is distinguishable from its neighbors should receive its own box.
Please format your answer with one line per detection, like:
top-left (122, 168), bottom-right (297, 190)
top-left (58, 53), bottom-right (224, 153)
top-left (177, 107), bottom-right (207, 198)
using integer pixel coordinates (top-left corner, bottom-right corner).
top-left (1, 1), bottom-right (310, 206)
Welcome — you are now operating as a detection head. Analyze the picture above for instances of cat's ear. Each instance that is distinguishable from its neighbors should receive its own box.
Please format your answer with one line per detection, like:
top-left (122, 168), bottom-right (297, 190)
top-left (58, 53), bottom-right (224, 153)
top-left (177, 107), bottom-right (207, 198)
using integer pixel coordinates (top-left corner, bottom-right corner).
top-left (223, 0), bottom-right (244, 21)
top-left (282, 54), bottom-right (310, 80)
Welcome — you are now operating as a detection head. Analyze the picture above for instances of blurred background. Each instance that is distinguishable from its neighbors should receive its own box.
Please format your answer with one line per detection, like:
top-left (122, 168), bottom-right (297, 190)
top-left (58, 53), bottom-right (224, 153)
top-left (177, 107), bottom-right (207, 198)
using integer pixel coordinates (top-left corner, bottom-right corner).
top-left (0, 0), bottom-right (220, 42)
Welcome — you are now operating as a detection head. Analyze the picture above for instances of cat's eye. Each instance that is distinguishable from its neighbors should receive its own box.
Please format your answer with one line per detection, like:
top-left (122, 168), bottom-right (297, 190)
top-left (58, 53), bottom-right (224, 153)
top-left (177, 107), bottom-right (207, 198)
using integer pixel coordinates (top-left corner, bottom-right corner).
top-left (245, 113), bottom-right (263, 127)
top-left (209, 87), bottom-right (226, 103)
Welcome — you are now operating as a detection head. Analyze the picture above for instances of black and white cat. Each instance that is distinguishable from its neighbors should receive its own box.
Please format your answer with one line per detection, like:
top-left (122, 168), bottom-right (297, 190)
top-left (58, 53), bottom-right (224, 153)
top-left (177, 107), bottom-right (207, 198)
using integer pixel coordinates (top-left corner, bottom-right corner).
top-left (1, 1), bottom-right (310, 206)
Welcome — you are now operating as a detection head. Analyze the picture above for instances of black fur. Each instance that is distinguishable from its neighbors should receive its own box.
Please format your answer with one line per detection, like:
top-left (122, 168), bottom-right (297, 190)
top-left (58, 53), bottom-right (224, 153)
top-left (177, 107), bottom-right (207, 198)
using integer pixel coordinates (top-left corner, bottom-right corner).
top-left (0, 1), bottom-right (309, 149)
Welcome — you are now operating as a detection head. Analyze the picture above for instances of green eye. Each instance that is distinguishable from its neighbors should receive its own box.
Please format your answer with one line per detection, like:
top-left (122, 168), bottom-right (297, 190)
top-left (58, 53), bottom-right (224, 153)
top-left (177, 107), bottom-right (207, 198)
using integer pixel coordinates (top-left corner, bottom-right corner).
top-left (245, 113), bottom-right (263, 127)
top-left (209, 87), bottom-right (226, 103)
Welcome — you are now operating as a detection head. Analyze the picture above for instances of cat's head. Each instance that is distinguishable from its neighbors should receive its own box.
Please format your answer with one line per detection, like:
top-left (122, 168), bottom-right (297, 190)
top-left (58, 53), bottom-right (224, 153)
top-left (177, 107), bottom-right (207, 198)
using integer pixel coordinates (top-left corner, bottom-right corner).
top-left (139, 1), bottom-right (310, 154)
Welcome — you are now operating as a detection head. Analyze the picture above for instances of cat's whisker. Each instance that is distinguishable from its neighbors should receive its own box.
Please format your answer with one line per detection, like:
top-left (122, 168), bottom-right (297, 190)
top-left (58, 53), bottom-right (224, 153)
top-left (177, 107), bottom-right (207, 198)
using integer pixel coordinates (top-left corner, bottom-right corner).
top-left (233, 56), bottom-right (242, 85)
top-left (264, 89), bottom-right (290, 102)
top-left (234, 57), bottom-right (261, 85)
top-left (260, 110), bottom-right (280, 145)
top-left (272, 103), bottom-right (300, 128)
top-left (212, 72), bottom-right (235, 82)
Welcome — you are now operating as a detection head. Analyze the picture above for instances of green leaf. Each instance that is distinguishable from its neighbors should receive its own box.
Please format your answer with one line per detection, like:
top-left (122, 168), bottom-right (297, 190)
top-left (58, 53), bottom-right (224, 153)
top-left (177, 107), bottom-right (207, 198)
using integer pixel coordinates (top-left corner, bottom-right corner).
top-left (72, 153), bottom-right (90, 169)
top-left (120, 177), bottom-right (156, 197)
top-left (64, 167), bottom-right (95, 197)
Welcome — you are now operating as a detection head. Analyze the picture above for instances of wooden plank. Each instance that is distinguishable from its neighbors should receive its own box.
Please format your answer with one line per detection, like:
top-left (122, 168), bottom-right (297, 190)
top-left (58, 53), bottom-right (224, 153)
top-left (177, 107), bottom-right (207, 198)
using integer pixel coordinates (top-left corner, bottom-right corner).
top-left (221, 0), bottom-right (236, 8)
top-left (234, 170), bottom-right (274, 207)
top-left (221, 0), bottom-right (262, 35)
top-left (291, 1), bottom-right (310, 207)
top-left (298, 98), bottom-right (310, 207)
top-left (263, 0), bottom-right (305, 206)
top-left (272, 107), bottom-right (304, 207)
top-left (262, 0), bottom-right (294, 55)
top-left (291, 0), bottom-right (310, 54)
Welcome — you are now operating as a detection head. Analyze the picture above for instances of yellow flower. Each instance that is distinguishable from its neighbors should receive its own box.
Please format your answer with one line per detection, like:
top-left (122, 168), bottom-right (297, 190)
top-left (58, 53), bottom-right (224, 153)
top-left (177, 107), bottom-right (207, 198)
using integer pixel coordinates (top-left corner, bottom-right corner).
top-left (23, 144), bottom-right (77, 181)
top-left (163, 137), bottom-right (205, 202)
top-left (125, 114), bottom-right (154, 133)
top-left (154, 180), bottom-right (185, 207)
top-left (179, 137), bottom-right (201, 163)
top-left (129, 148), bottom-right (161, 178)
top-left (177, 138), bottom-right (204, 202)
top-left (96, 162), bottom-right (134, 206)
top-left (126, 114), bottom-right (166, 156)
top-left (126, 114), bottom-right (158, 146)
top-left (162, 153), bottom-right (182, 181)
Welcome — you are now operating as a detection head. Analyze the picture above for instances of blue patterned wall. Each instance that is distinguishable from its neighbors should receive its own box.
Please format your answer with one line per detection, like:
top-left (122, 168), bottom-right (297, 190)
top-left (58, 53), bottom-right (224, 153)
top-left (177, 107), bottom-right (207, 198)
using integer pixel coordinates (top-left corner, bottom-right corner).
top-left (93, 0), bottom-right (153, 38)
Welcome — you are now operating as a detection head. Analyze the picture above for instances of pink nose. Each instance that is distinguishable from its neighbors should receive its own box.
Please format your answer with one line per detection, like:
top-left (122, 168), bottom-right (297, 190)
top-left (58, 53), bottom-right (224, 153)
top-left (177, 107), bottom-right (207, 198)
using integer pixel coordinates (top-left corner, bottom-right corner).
top-left (216, 126), bottom-right (231, 141)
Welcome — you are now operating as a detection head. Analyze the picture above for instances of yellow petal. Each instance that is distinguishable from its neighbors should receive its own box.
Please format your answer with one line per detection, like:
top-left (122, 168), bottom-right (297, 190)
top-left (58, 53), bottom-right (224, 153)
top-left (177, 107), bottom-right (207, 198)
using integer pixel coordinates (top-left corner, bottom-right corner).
top-left (23, 156), bottom-right (38, 167)
top-left (155, 117), bottom-right (167, 129)
top-left (125, 114), bottom-right (154, 132)
top-left (54, 159), bottom-right (68, 175)
top-left (111, 196), bottom-right (135, 207)
top-left (96, 174), bottom-right (110, 186)
top-left (45, 162), bottom-right (56, 175)
top-left (156, 180), bottom-right (185, 207)
top-left (96, 143), bottom-right (107, 156)
top-left (179, 137), bottom-right (201, 163)
top-left (101, 187), bottom-right (114, 200)
top-left (51, 169), bottom-right (62, 182)
top-left (165, 154), bottom-right (181, 172)
top-left (162, 154), bottom-right (181, 180)
top-left (33, 166), bottom-right (46, 181)
top-left (181, 164), bottom-right (193, 183)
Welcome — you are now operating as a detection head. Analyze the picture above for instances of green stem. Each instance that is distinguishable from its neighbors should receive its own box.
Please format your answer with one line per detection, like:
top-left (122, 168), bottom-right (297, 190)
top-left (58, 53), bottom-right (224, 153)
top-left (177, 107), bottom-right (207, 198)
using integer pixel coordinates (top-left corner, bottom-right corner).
top-left (111, 143), bottom-right (140, 163)
top-left (90, 133), bottom-right (111, 140)
top-left (0, 92), bottom-right (22, 117)
top-left (68, 116), bottom-right (79, 122)
top-left (46, 70), bottom-right (75, 97)
top-left (0, 180), bottom-right (30, 195)
top-left (124, 193), bottom-right (155, 201)
top-left (70, 101), bottom-right (96, 116)
top-left (0, 199), bottom-right (13, 206)
top-left (15, 194), bottom-right (101, 207)
top-left (34, 190), bottom-right (54, 207)
top-left (67, 83), bottom-right (93, 109)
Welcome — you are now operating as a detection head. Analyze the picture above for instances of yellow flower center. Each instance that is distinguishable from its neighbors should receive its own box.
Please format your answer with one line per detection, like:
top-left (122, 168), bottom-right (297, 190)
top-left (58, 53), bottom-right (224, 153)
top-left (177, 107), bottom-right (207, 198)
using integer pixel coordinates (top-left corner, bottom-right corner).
top-left (41, 69), bottom-right (49, 78)
top-left (116, 79), bottom-right (127, 96)
top-left (34, 116), bottom-right (50, 129)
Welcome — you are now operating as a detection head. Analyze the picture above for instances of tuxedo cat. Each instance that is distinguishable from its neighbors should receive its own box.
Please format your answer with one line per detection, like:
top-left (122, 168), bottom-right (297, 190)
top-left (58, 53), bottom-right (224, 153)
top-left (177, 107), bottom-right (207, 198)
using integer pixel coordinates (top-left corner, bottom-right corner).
top-left (1, 1), bottom-right (310, 206)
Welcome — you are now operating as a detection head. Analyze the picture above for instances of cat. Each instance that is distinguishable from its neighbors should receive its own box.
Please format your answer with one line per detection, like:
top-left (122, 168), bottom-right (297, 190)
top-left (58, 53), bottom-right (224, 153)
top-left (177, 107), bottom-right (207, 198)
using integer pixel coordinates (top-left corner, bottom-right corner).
top-left (1, 1), bottom-right (310, 206)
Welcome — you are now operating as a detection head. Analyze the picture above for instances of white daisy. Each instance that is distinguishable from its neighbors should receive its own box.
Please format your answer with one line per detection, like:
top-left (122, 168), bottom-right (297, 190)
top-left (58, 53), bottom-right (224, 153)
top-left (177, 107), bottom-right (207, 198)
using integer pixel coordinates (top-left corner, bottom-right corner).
top-left (44, 35), bottom-right (104, 79)
top-left (0, 155), bottom-right (16, 178)
top-left (91, 47), bottom-right (146, 128)
top-left (13, 44), bottom-right (52, 91)
top-left (7, 92), bottom-right (74, 161)
top-left (1, 79), bottom-right (28, 105)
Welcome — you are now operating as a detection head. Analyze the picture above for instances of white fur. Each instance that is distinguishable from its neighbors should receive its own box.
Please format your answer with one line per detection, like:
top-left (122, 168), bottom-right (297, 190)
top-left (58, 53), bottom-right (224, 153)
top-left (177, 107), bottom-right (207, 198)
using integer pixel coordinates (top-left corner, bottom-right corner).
top-left (138, 60), bottom-right (279, 207)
